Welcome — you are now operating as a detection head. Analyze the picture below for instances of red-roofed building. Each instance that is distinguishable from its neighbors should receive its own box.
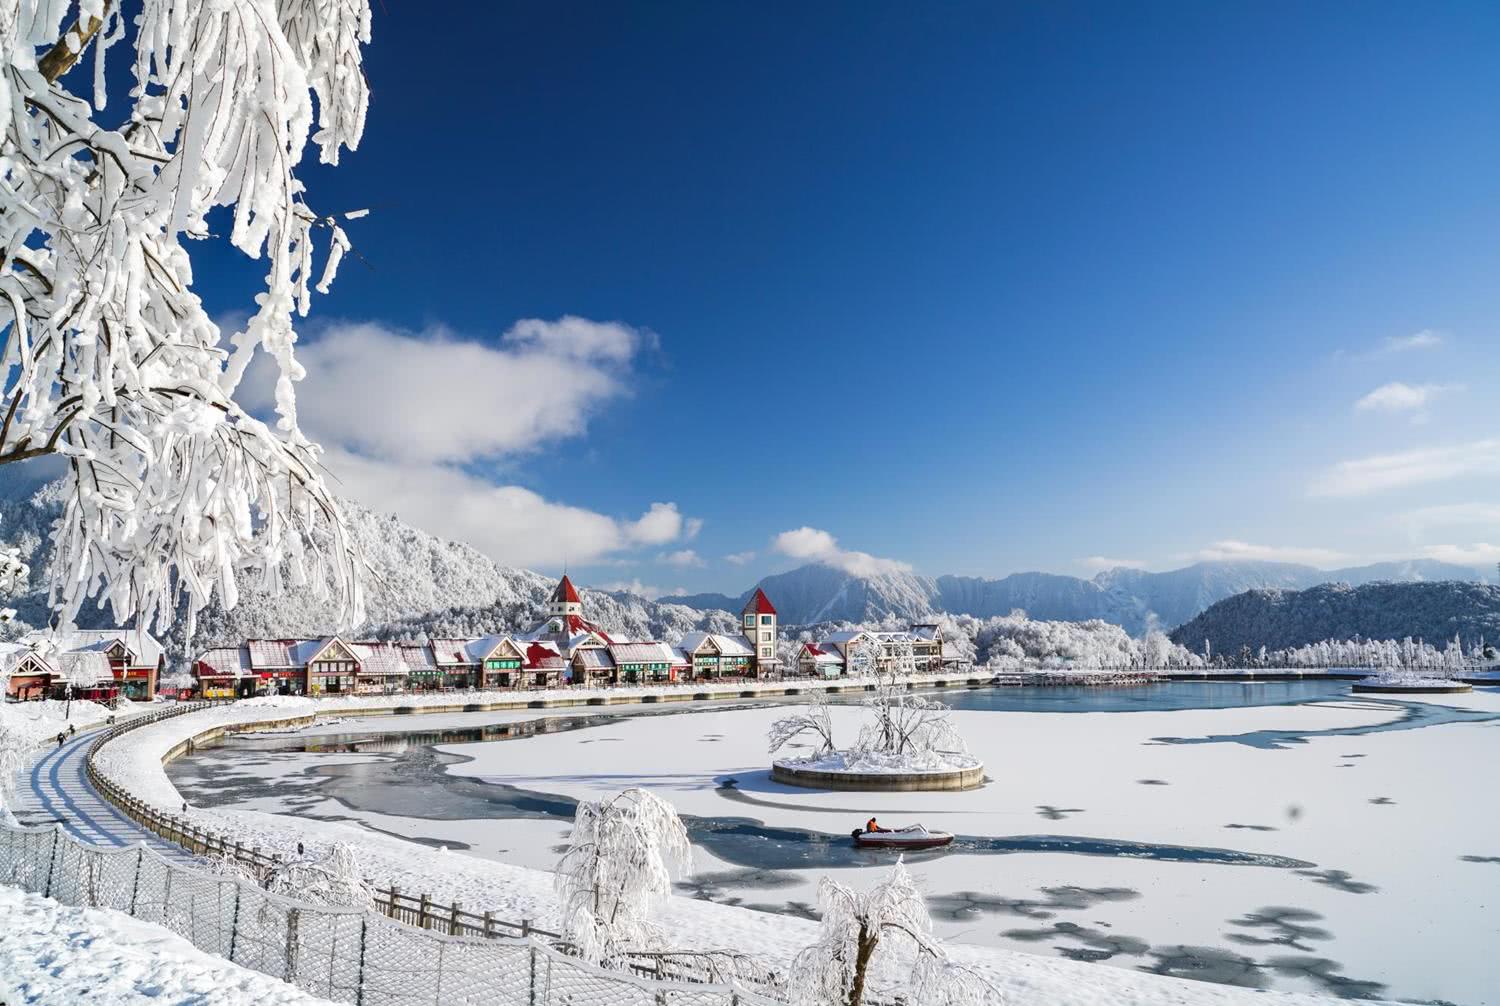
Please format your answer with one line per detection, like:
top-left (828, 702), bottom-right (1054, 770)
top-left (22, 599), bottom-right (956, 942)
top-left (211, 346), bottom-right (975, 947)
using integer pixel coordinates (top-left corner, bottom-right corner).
top-left (740, 589), bottom-right (781, 675)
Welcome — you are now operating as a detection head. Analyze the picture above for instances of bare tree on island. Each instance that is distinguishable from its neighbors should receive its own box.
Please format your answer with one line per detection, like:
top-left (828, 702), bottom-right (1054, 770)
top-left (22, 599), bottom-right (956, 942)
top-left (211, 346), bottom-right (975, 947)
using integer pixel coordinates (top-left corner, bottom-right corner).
top-left (768, 691), bottom-right (838, 759)
top-left (554, 787), bottom-right (691, 967)
top-left (0, 1), bottom-right (373, 637)
top-left (858, 638), bottom-right (969, 764)
top-left (790, 861), bottom-right (999, 1006)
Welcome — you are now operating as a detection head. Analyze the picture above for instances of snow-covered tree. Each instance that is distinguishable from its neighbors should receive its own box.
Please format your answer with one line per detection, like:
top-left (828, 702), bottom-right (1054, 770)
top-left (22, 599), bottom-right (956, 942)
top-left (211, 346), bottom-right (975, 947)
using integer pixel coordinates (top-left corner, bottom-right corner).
top-left (768, 692), bottom-right (837, 758)
top-left (555, 787), bottom-right (691, 967)
top-left (0, 0), bottom-right (373, 637)
top-left (208, 839), bottom-right (372, 910)
top-left (856, 639), bottom-right (968, 762)
top-left (790, 861), bottom-right (998, 1006)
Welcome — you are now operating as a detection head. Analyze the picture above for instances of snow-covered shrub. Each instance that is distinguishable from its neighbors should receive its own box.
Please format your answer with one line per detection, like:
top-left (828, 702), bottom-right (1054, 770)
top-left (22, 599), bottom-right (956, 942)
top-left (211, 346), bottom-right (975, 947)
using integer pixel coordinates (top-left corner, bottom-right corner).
top-left (555, 788), bottom-right (691, 966)
top-left (790, 861), bottom-right (998, 1006)
top-left (263, 843), bottom-right (373, 910)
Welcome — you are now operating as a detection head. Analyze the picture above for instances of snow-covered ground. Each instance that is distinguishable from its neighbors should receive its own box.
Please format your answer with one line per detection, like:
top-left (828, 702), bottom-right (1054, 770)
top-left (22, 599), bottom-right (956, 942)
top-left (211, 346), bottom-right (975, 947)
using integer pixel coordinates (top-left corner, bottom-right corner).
top-left (0, 884), bottom-right (336, 1005)
top-left (0, 698), bottom-right (114, 748)
top-left (109, 685), bottom-right (1500, 1004)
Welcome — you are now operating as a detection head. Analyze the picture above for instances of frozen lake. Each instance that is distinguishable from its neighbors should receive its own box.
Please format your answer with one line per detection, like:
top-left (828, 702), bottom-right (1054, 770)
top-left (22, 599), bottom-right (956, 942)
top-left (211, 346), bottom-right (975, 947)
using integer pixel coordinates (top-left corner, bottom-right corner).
top-left (168, 682), bottom-right (1500, 1004)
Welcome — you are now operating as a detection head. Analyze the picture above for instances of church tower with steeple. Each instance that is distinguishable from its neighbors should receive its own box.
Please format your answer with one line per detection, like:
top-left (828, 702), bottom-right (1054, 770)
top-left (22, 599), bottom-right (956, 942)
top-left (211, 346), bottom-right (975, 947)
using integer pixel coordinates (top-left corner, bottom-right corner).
top-left (550, 574), bottom-right (583, 621)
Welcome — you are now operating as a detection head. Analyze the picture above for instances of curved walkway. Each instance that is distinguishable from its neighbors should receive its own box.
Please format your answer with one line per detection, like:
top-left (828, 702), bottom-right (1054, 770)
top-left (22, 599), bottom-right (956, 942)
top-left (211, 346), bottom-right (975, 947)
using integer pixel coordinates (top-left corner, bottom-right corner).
top-left (14, 726), bottom-right (190, 861)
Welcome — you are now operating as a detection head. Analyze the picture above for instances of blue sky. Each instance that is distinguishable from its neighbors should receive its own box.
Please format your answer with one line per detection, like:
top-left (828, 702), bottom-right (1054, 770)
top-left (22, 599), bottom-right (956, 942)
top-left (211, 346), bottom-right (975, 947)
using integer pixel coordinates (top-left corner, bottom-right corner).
top-left (195, 2), bottom-right (1500, 595)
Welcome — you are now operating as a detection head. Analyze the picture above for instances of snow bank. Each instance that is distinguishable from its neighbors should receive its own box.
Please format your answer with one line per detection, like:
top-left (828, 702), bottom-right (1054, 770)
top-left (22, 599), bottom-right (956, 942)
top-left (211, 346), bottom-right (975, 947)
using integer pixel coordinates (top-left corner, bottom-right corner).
top-left (0, 885), bottom-right (337, 1005)
top-left (0, 699), bottom-right (113, 749)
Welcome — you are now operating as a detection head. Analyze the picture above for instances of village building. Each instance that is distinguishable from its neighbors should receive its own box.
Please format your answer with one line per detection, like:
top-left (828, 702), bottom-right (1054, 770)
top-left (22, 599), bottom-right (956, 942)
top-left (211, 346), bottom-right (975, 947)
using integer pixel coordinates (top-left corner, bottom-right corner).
top-left (188, 577), bottom-right (784, 696)
top-left (2, 629), bottom-right (165, 703)
top-left (796, 624), bottom-right (946, 678)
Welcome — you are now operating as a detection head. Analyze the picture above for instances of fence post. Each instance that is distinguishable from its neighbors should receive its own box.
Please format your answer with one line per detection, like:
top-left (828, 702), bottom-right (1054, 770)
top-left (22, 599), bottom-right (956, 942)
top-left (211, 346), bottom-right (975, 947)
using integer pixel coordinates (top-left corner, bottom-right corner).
top-left (528, 945), bottom-right (538, 1006)
top-left (419, 893), bottom-right (430, 929)
top-left (356, 917), bottom-right (368, 1006)
top-left (42, 825), bottom-right (60, 898)
top-left (228, 882), bottom-right (242, 961)
top-left (433, 943), bottom-right (444, 1006)
top-left (285, 906), bottom-right (300, 983)
top-left (449, 900), bottom-right (460, 936)
top-left (128, 845), bottom-right (142, 917)
top-left (483, 910), bottom-right (494, 938)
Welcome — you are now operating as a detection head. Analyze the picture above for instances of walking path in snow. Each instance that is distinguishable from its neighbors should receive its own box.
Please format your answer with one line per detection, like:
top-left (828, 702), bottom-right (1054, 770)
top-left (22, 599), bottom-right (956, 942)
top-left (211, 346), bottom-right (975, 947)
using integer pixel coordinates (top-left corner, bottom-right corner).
top-left (13, 725), bottom-right (192, 861)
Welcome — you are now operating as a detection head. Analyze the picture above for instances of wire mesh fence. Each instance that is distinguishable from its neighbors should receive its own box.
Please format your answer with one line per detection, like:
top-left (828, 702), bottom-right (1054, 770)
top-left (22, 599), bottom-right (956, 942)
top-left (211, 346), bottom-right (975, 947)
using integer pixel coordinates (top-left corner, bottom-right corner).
top-left (0, 822), bottom-right (779, 1006)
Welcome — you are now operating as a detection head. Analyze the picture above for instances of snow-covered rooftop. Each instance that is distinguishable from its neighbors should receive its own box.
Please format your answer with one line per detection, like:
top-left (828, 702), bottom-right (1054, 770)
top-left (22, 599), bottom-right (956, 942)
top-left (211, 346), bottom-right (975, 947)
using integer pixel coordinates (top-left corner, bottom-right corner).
top-left (679, 632), bottom-right (754, 657)
top-left (607, 641), bottom-right (676, 664)
top-left (17, 627), bottom-right (164, 667)
top-left (196, 646), bottom-right (253, 678)
top-left (349, 642), bottom-right (409, 677)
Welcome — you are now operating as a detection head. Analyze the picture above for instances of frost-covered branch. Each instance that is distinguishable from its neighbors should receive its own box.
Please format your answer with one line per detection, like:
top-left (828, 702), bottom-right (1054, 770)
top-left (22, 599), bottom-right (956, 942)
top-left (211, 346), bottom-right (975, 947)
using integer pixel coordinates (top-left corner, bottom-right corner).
top-left (0, 0), bottom-right (374, 637)
top-left (768, 692), bottom-right (837, 757)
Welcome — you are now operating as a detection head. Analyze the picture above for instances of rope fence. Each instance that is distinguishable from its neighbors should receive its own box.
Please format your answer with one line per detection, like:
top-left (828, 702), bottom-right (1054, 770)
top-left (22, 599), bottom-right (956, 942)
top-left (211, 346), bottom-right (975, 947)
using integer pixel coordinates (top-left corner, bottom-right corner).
top-left (0, 820), bottom-right (778, 1006)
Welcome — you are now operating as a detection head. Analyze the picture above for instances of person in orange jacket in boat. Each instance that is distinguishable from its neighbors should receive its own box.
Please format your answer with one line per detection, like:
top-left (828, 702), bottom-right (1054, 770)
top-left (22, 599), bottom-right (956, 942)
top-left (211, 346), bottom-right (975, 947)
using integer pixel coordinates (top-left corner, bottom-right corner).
top-left (865, 816), bottom-right (888, 833)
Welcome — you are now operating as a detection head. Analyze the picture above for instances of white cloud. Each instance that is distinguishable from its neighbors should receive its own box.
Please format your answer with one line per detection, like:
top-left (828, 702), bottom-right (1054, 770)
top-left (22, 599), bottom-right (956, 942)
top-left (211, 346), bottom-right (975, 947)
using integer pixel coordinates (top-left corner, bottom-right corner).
top-left (724, 551), bottom-right (757, 566)
top-left (656, 549), bottom-right (705, 568)
top-left (1192, 540), bottom-right (1351, 567)
top-left (321, 452), bottom-right (697, 571)
top-left (596, 579), bottom-right (687, 601)
top-left (1354, 381), bottom-right (1460, 413)
top-left (626, 503), bottom-right (696, 547)
top-left (234, 317), bottom-right (702, 570)
top-left (1311, 439), bottom-right (1500, 497)
top-left (1080, 556), bottom-right (1148, 573)
top-left (1381, 330), bottom-right (1444, 353)
top-left (771, 526), bottom-right (912, 577)
top-left (1420, 543), bottom-right (1500, 567)
top-left (241, 317), bottom-right (647, 464)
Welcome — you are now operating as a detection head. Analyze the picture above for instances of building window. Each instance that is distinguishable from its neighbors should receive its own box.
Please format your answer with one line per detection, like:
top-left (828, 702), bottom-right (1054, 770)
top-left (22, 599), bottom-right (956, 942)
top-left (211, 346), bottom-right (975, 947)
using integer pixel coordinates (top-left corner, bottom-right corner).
top-left (760, 632), bottom-right (771, 642)
top-left (744, 614), bottom-right (754, 628)
top-left (761, 615), bottom-right (772, 625)
top-left (762, 647), bottom-right (772, 658)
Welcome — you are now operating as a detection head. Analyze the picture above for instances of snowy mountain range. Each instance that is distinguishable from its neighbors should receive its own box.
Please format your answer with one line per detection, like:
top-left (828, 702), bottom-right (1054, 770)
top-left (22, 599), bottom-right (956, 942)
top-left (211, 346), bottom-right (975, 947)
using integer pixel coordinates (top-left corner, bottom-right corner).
top-left (0, 476), bottom-right (736, 666)
top-left (671, 558), bottom-right (1490, 634)
top-left (0, 472), bottom-right (1488, 664)
top-left (1170, 581), bottom-right (1500, 655)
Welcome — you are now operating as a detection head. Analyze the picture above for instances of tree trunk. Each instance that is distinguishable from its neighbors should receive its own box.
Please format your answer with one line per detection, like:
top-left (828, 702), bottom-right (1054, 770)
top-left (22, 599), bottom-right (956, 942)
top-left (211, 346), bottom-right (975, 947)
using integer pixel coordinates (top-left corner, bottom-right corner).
top-left (846, 922), bottom-right (879, 1006)
top-left (39, 3), bottom-right (112, 83)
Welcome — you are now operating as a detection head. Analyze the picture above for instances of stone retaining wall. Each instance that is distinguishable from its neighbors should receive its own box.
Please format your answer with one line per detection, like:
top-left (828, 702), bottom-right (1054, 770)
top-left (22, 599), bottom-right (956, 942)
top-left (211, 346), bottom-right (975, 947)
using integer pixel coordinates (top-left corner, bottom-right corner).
top-left (771, 761), bottom-right (985, 792)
